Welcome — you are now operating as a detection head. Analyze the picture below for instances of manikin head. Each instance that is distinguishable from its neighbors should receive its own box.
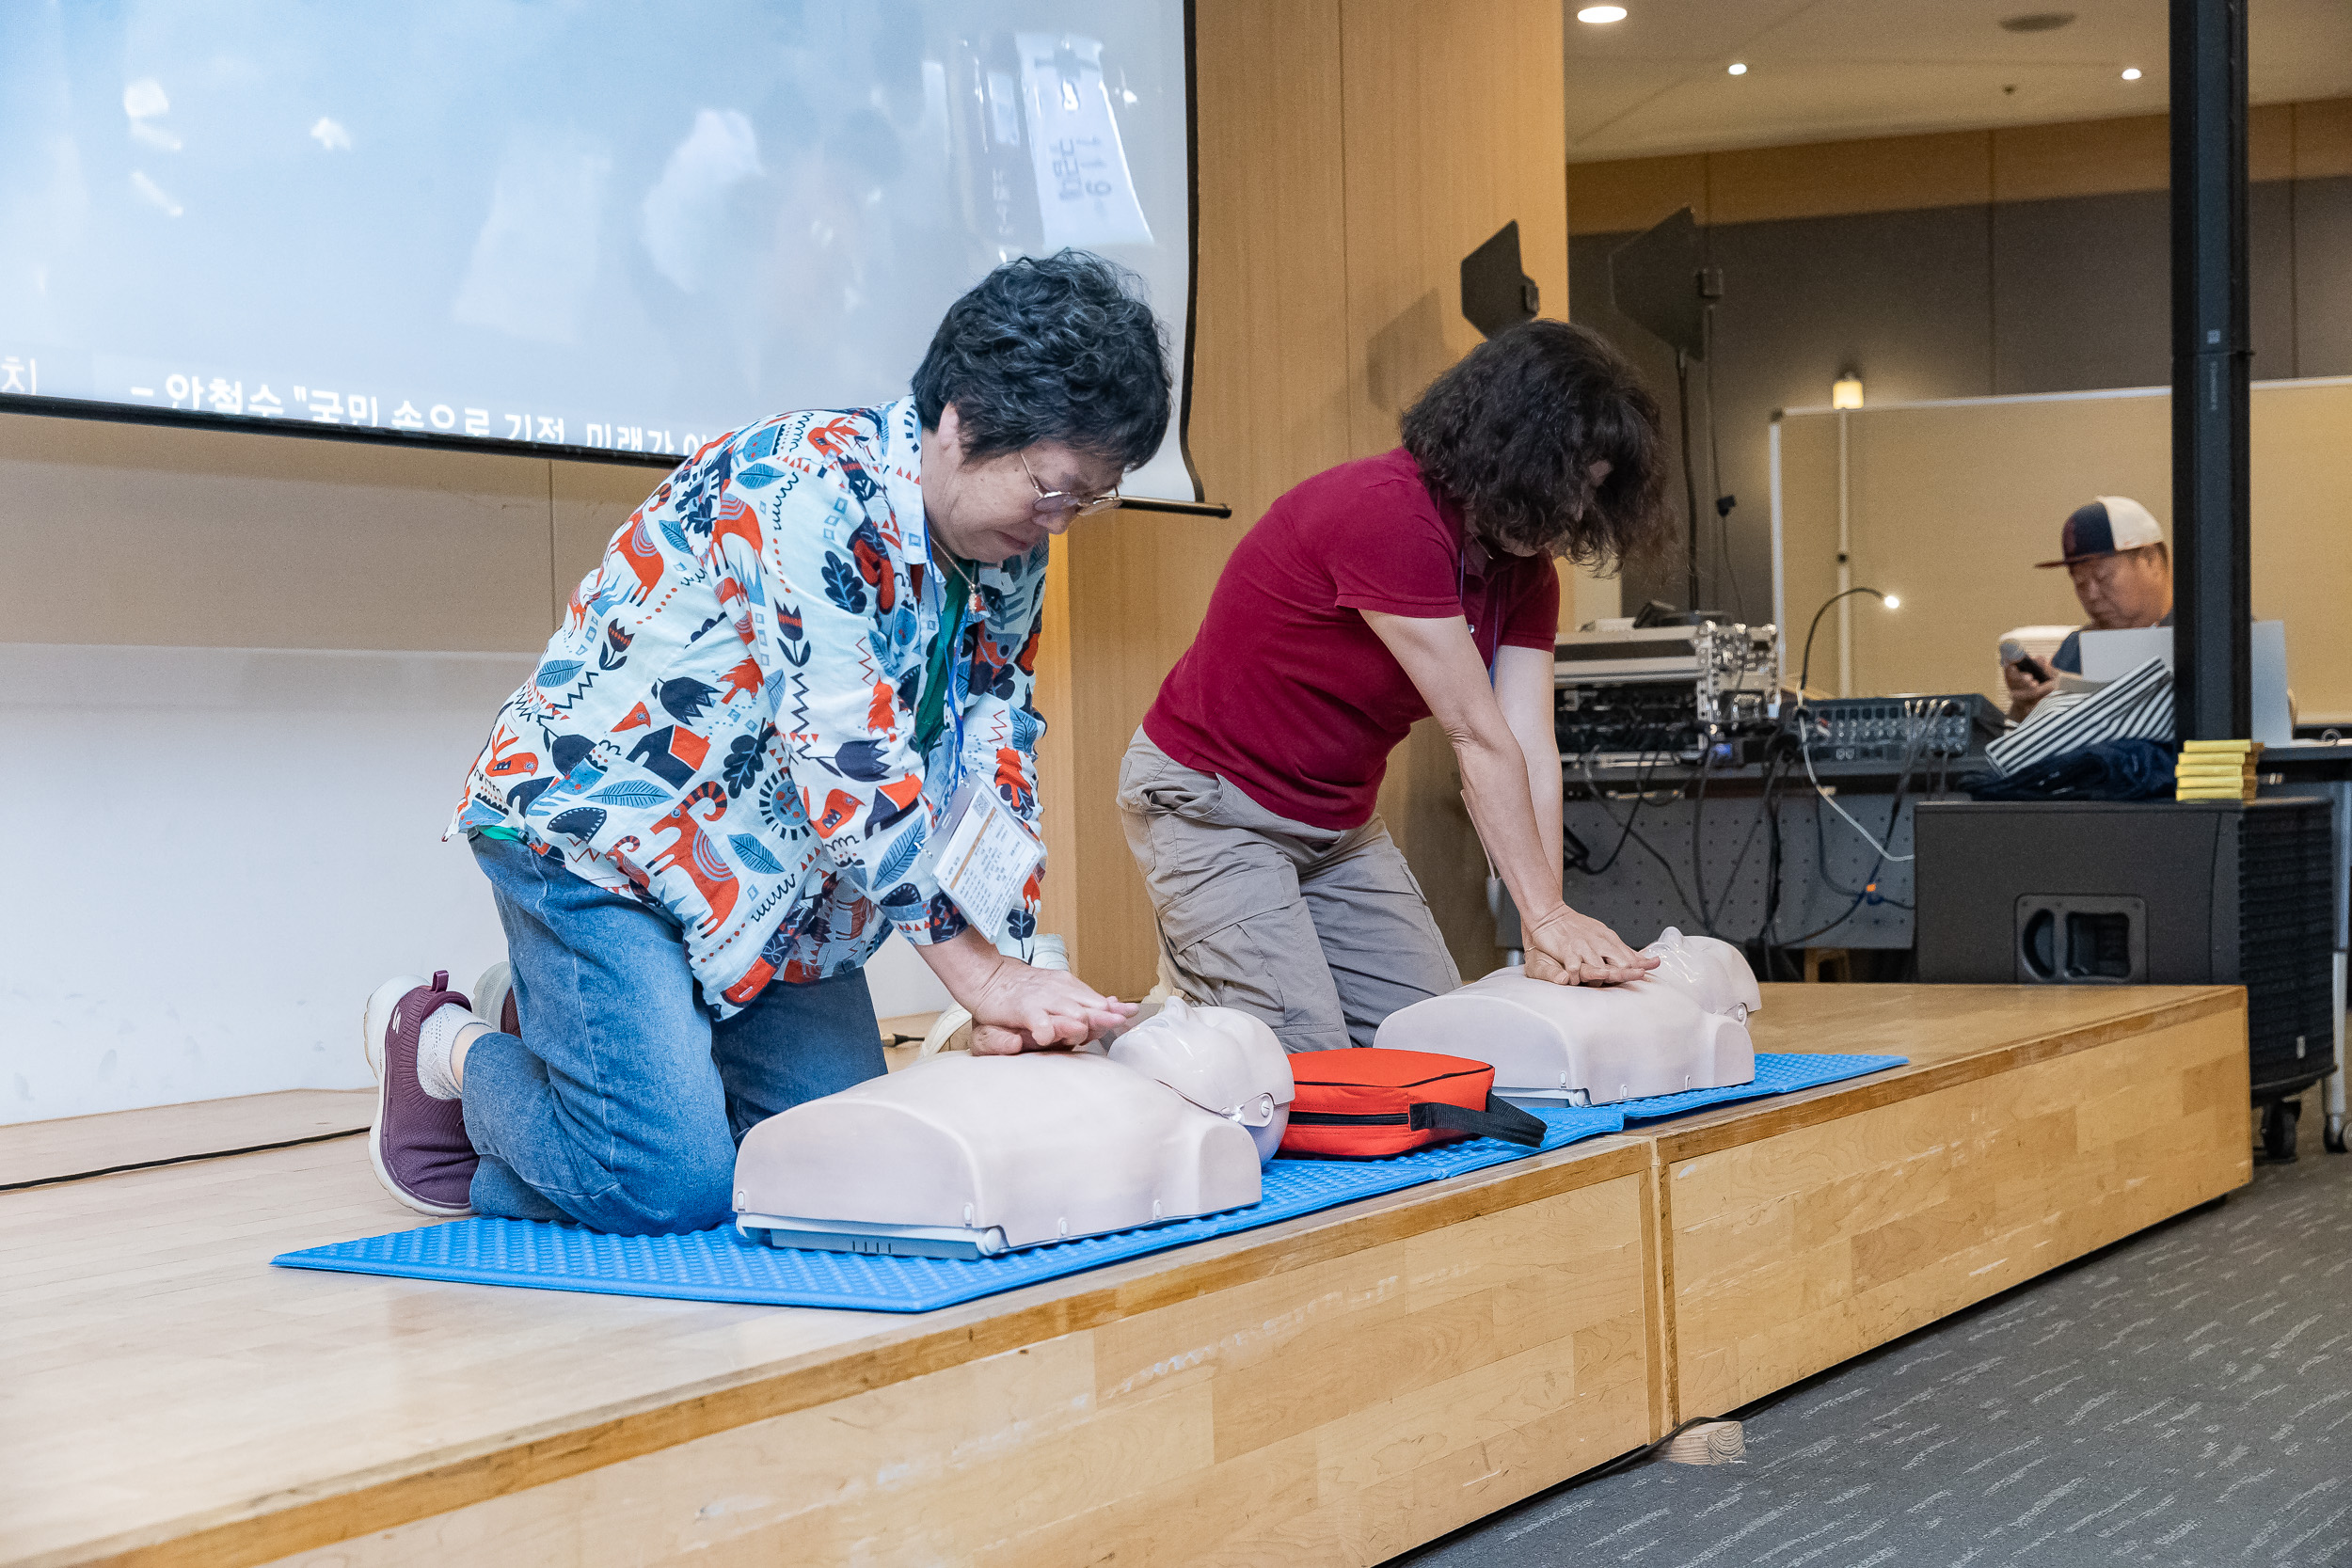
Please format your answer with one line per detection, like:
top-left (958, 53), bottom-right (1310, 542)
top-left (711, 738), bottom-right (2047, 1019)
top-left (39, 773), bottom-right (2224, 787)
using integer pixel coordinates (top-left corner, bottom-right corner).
top-left (1107, 997), bottom-right (1295, 1165)
top-left (1640, 927), bottom-right (1764, 1020)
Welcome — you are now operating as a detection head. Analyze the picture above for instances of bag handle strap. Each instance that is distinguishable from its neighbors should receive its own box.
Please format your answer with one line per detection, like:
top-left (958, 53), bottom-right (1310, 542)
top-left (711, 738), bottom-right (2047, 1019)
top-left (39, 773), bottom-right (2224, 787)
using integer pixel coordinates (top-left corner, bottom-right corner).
top-left (1407, 1093), bottom-right (1547, 1148)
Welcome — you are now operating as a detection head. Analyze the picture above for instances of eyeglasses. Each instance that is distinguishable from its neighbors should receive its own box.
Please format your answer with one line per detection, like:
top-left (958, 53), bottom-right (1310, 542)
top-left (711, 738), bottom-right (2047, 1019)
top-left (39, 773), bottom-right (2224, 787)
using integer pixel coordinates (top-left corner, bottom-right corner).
top-left (1019, 451), bottom-right (1121, 516)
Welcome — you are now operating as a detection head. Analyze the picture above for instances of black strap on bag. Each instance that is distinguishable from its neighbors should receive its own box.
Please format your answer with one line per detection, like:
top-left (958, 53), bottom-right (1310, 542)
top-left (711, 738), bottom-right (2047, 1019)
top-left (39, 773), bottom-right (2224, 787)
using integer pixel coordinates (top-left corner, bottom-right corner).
top-left (1406, 1093), bottom-right (1547, 1148)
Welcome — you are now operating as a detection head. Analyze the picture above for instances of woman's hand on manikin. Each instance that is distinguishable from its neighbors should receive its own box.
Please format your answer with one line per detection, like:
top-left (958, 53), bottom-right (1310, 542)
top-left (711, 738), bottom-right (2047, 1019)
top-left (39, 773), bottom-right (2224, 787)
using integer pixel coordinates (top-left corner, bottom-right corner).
top-left (915, 927), bottom-right (1135, 1053)
top-left (1522, 904), bottom-right (1655, 987)
top-left (962, 957), bottom-right (1136, 1053)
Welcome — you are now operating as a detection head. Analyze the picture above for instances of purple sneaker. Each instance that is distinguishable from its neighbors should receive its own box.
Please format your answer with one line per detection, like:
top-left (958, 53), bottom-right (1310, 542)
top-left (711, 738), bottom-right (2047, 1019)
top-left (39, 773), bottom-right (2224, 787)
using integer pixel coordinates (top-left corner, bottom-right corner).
top-left (362, 971), bottom-right (478, 1217)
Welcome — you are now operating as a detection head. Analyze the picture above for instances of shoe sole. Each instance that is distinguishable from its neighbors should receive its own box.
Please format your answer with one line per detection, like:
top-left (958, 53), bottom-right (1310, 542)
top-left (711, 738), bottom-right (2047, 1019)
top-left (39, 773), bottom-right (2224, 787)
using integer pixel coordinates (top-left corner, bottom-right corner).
top-left (362, 974), bottom-right (473, 1220)
top-left (472, 959), bottom-right (514, 1038)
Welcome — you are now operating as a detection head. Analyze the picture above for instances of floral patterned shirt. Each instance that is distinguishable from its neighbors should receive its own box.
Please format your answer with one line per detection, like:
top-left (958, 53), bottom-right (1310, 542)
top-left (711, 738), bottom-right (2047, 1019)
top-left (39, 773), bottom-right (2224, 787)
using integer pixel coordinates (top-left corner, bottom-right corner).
top-left (449, 398), bottom-right (1047, 1017)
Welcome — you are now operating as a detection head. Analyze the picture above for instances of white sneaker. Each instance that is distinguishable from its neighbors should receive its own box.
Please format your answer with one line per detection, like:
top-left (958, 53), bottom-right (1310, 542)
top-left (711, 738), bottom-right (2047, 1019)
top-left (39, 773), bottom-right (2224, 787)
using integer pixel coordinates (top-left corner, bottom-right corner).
top-left (472, 960), bottom-right (519, 1037)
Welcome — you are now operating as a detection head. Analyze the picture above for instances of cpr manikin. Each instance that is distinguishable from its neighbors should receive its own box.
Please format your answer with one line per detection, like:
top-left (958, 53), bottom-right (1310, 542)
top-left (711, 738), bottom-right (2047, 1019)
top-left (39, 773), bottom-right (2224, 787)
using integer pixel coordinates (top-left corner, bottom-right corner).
top-left (732, 999), bottom-right (1294, 1258)
top-left (1373, 928), bottom-right (1759, 1105)
top-left (1107, 997), bottom-right (1295, 1163)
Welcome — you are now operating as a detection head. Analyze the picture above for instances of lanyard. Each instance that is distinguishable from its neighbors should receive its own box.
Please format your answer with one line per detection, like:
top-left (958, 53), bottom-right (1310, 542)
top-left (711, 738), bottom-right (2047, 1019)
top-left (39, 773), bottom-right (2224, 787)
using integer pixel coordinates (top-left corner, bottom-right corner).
top-left (914, 558), bottom-right (978, 793)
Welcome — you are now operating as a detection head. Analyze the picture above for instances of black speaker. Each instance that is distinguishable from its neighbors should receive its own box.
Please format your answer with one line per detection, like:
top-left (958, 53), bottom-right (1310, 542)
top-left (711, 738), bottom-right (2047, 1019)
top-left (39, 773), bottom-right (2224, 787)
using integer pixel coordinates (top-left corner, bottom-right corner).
top-left (1461, 221), bottom-right (1539, 339)
top-left (1914, 798), bottom-right (2335, 1104)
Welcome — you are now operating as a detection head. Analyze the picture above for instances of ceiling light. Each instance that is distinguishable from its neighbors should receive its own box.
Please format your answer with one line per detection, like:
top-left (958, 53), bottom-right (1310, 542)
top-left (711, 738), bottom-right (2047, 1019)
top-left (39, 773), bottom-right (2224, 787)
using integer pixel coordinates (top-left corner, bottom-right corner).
top-left (2122, 67), bottom-right (2143, 80)
top-left (1727, 61), bottom-right (1748, 75)
top-left (1832, 372), bottom-right (1865, 409)
top-left (1998, 11), bottom-right (2076, 32)
top-left (1883, 595), bottom-right (1900, 610)
top-left (1575, 6), bottom-right (1628, 22)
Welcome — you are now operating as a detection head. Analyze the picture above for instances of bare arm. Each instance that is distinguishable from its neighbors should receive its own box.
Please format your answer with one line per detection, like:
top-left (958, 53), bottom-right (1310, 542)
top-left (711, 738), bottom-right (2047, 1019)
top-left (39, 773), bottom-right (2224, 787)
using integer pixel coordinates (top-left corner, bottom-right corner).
top-left (1494, 644), bottom-right (1564, 897)
top-left (1360, 611), bottom-right (1655, 985)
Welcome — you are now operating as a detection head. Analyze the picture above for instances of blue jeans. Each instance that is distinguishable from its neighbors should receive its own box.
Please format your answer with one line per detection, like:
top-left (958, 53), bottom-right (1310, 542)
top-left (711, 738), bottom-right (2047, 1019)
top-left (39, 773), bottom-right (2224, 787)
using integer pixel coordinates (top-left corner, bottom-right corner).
top-left (464, 834), bottom-right (885, 1234)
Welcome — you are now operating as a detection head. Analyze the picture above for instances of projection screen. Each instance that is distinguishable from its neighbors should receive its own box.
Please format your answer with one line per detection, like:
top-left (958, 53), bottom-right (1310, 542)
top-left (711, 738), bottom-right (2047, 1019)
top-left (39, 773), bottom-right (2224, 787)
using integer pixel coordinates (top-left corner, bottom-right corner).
top-left (0, 1), bottom-right (1201, 500)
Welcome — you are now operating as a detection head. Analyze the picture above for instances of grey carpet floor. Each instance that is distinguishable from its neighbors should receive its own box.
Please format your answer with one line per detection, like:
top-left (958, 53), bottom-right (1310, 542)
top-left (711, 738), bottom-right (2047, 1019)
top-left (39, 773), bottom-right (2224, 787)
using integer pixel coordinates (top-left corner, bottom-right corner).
top-left (1399, 1089), bottom-right (2352, 1568)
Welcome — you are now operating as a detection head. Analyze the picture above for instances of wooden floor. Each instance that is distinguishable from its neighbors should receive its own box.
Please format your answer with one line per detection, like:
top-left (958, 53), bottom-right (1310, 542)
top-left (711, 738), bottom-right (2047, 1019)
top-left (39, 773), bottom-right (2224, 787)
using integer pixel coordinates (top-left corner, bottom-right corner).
top-left (0, 1089), bottom-right (371, 1191)
top-left (0, 984), bottom-right (2248, 1568)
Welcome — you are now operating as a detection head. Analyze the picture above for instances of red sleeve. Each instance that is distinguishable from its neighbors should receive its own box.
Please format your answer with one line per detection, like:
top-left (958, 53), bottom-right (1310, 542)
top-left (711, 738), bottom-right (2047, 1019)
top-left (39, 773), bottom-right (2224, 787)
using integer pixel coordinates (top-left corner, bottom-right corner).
top-left (1499, 561), bottom-right (1563, 650)
top-left (1327, 476), bottom-right (1463, 618)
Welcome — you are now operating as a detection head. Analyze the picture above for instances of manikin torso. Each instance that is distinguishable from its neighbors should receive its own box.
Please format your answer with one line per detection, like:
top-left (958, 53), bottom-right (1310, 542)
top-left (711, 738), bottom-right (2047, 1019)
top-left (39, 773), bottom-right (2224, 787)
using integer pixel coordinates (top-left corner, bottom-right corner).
top-left (732, 999), bottom-right (1295, 1257)
top-left (1373, 928), bottom-right (1760, 1104)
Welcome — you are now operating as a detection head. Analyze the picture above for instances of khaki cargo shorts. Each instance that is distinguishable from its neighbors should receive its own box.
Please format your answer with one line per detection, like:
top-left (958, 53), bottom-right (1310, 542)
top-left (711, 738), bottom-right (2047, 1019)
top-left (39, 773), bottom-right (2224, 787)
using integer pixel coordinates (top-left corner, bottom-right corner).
top-left (1117, 730), bottom-right (1459, 1052)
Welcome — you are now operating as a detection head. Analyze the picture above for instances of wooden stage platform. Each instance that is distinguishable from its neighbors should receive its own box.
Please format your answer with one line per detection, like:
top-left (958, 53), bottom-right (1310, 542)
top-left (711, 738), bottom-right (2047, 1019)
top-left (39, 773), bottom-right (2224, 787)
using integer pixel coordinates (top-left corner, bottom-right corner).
top-left (0, 984), bottom-right (2249, 1568)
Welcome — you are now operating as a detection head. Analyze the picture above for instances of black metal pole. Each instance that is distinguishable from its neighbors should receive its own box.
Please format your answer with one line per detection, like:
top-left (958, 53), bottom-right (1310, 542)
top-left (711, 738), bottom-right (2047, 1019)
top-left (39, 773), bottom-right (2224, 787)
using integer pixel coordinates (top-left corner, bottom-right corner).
top-left (2169, 0), bottom-right (2253, 741)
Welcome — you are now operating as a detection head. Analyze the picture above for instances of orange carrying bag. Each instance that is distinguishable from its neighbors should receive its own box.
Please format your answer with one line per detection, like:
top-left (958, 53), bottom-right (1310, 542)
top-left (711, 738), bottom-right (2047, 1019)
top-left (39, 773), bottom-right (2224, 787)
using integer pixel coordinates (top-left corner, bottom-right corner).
top-left (1278, 1047), bottom-right (1547, 1159)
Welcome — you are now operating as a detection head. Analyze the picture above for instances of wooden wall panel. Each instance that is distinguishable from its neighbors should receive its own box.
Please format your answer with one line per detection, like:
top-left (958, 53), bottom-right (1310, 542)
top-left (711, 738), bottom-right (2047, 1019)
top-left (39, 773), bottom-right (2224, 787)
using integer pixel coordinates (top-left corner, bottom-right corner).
top-left (0, 413), bottom-right (558, 652)
top-left (1709, 131), bottom-right (1991, 226)
top-left (2250, 103), bottom-right (2297, 183)
top-left (1058, 0), bottom-right (1574, 995)
top-left (2296, 96), bottom-right (2352, 179)
top-left (1054, 0), bottom-right (1352, 997)
top-left (1033, 542), bottom-right (1080, 953)
top-left (1338, 0), bottom-right (1570, 458)
top-left (1568, 97), bottom-right (2352, 235)
top-left (1566, 153), bottom-right (1709, 237)
top-left (1341, 0), bottom-right (1571, 983)
top-left (1993, 113), bottom-right (2168, 203)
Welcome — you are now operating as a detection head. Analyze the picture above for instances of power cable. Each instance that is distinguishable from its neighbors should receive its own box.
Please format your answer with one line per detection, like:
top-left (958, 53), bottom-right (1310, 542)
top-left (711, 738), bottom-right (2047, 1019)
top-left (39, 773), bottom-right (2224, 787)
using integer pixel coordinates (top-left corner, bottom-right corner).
top-left (1675, 351), bottom-right (1703, 612)
top-left (1701, 310), bottom-right (1746, 621)
top-left (1574, 751), bottom-right (1705, 927)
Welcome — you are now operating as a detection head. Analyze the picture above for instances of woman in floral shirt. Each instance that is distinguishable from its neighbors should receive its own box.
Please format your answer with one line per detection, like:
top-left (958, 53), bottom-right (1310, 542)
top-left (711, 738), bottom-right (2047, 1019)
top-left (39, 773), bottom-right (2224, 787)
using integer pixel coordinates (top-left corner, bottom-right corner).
top-left (364, 254), bottom-right (1168, 1232)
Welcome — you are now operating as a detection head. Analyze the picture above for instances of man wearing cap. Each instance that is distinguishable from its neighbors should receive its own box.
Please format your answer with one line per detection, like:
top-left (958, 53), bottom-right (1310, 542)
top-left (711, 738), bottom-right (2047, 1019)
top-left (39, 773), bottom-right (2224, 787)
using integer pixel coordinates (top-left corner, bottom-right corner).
top-left (2004, 496), bottom-right (2173, 720)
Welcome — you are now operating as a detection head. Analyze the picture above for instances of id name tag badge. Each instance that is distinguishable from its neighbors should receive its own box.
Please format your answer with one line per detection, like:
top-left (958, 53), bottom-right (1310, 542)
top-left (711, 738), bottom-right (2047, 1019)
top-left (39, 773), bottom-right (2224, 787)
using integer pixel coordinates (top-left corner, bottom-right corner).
top-left (935, 782), bottom-right (1043, 942)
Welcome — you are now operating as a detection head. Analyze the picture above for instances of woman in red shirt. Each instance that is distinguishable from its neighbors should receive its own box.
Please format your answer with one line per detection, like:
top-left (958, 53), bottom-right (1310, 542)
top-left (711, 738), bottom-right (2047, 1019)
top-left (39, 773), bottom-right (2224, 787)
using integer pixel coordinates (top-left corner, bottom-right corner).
top-left (1123, 321), bottom-right (1673, 1051)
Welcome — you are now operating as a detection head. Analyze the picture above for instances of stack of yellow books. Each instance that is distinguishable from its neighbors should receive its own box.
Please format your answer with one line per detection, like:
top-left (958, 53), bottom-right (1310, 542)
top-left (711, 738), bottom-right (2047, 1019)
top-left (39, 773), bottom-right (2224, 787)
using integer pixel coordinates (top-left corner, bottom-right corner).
top-left (2176, 739), bottom-right (2261, 801)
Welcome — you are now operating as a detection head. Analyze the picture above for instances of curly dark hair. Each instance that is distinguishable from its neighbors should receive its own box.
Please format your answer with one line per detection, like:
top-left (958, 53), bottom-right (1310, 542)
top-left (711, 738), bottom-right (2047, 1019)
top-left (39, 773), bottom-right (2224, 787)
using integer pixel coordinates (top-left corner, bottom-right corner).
top-left (1399, 320), bottom-right (1671, 565)
top-left (912, 250), bottom-right (1172, 472)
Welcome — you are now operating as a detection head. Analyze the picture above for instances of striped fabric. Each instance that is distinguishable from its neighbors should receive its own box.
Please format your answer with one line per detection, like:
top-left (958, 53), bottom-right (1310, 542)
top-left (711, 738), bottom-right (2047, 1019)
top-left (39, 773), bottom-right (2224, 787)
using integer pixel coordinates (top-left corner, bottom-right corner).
top-left (1986, 656), bottom-right (2174, 775)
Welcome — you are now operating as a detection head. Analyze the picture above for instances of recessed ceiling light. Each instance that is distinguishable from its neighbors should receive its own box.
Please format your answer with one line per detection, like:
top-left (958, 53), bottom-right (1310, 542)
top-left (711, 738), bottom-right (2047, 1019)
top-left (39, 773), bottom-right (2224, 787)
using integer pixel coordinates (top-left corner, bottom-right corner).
top-left (1576, 6), bottom-right (1628, 22)
top-left (1727, 61), bottom-right (1748, 75)
top-left (2122, 67), bottom-right (2143, 80)
top-left (1998, 10), bottom-right (2076, 32)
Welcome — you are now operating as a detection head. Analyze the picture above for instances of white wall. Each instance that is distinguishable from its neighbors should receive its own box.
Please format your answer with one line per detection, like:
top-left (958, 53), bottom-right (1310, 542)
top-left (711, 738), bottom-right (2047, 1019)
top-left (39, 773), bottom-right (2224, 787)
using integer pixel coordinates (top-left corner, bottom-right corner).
top-left (0, 641), bottom-right (953, 1125)
top-left (1, 644), bottom-right (522, 1122)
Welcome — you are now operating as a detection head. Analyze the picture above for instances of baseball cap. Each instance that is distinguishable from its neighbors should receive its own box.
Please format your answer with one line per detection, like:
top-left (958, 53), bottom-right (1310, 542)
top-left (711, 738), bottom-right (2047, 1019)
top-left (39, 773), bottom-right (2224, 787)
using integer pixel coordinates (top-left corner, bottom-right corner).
top-left (2037, 496), bottom-right (2164, 568)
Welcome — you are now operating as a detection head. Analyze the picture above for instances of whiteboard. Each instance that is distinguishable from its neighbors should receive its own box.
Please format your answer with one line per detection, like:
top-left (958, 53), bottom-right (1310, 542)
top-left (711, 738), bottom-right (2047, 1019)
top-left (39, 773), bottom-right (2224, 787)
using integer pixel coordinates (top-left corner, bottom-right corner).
top-left (1771, 377), bottom-right (2352, 721)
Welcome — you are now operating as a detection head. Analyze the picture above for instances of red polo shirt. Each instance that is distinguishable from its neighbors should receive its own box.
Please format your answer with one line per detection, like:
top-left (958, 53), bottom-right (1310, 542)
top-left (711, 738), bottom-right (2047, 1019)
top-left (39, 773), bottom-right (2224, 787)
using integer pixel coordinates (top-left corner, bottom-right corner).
top-left (1143, 448), bottom-right (1560, 832)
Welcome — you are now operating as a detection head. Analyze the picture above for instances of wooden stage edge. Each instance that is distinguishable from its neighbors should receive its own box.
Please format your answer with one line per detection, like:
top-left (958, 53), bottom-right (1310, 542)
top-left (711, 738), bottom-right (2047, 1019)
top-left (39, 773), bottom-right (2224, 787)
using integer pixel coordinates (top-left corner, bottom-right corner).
top-left (0, 985), bottom-right (2249, 1568)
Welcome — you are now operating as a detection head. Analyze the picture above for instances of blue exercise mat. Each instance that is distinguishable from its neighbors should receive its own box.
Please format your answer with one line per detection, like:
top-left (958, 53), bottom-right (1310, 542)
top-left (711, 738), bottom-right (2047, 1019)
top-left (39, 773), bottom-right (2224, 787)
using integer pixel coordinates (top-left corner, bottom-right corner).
top-left (272, 1053), bottom-right (1904, 1313)
top-left (275, 1105), bottom-right (1624, 1312)
top-left (1613, 1051), bottom-right (1905, 1121)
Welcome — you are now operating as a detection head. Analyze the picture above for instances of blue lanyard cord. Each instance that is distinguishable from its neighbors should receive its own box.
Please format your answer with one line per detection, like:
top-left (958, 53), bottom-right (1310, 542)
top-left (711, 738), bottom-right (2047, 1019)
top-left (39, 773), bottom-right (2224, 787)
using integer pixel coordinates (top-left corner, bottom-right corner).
top-left (1459, 544), bottom-right (1500, 680)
